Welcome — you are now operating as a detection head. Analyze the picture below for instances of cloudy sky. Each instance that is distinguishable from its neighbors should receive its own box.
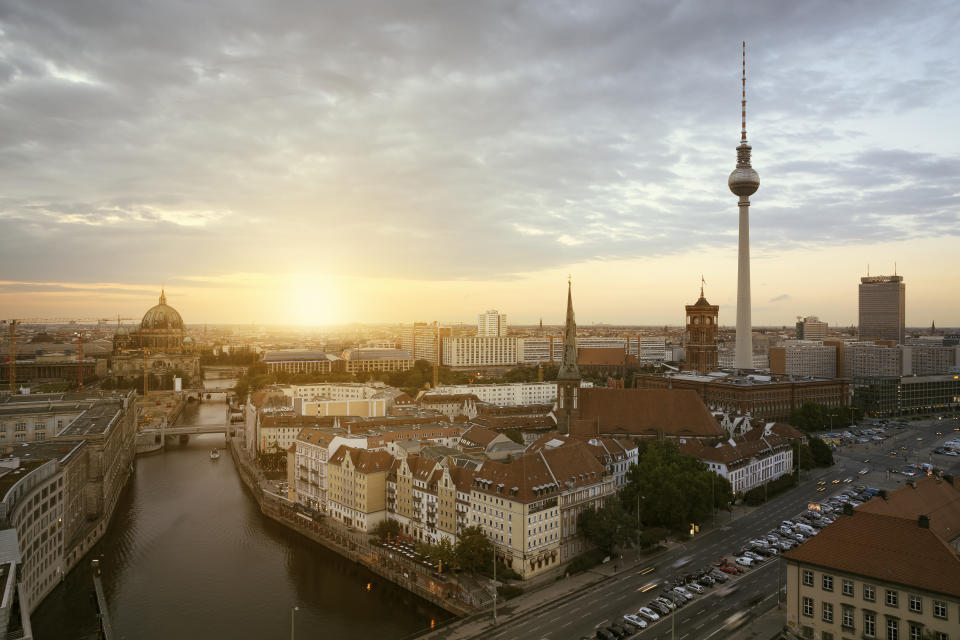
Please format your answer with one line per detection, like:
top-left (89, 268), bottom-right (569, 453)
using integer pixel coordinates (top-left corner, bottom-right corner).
top-left (1, 0), bottom-right (958, 326)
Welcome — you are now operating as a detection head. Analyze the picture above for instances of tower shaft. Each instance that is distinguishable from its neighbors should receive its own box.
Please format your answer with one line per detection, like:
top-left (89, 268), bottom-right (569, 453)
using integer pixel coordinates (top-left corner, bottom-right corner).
top-left (735, 196), bottom-right (752, 369)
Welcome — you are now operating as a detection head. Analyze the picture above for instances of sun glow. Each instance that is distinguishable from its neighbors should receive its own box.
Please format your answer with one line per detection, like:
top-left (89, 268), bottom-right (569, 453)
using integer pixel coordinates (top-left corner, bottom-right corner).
top-left (284, 275), bottom-right (342, 326)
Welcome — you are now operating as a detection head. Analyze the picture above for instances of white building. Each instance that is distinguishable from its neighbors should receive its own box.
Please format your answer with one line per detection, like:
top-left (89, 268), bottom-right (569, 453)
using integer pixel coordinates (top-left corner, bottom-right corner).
top-left (679, 430), bottom-right (794, 495)
top-left (423, 381), bottom-right (593, 406)
top-left (441, 336), bottom-right (523, 368)
top-left (719, 350), bottom-right (769, 370)
top-left (477, 310), bottom-right (507, 337)
top-left (770, 342), bottom-right (837, 378)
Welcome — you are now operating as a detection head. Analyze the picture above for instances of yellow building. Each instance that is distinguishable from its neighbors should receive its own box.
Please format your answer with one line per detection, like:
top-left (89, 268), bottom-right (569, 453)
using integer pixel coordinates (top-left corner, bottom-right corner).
top-left (326, 446), bottom-right (393, 532)
top-left (341, 348), bottom-right (413, 374)
top-left (469, 441), bottom-right (612, 579)
top-left (784, 476), bottom-right (960, 640)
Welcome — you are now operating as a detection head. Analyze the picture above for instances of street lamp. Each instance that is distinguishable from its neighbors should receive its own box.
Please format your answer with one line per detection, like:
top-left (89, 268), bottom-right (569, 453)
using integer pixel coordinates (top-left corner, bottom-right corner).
top-left (290, 606), bottom-right (299, 640)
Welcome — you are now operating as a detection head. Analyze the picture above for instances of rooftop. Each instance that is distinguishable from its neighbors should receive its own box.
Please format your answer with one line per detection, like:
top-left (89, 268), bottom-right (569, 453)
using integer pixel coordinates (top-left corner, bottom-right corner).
top-left (57, 399), bottom-right (125, 438)
top-left (262, 350), bottom-right (340, 363)
top-left (342, 348), bottom-right (412, 361)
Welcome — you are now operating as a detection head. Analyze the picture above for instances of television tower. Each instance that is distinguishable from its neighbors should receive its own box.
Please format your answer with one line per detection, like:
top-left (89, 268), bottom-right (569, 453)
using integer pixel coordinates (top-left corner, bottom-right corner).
top-left (728, 41), bottom-right (760, 370)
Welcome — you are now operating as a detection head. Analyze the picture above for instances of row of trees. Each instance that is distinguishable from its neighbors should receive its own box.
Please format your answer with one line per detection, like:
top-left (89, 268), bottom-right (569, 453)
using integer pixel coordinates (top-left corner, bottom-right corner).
top-left (789, 402), bottom-right (864, 432)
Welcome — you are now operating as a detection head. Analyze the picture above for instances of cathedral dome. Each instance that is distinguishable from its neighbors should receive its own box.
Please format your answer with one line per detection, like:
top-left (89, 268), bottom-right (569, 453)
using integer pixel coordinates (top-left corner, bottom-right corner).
top-left (140, 290), bottom-right (185, 331)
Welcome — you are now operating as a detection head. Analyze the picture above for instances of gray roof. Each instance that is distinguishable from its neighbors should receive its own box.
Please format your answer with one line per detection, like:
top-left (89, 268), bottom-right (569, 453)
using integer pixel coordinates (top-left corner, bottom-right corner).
top-left (57, 400), bottom-right (124, 437)
top-left (0, 528), bottom-right (21, 564)
top-left (262, 350), bottom-right (340, 363)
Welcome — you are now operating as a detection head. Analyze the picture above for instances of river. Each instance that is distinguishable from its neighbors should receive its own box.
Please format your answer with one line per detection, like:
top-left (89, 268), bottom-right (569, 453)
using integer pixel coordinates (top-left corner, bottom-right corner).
top-left (33, 395), bottom-right (449, 639)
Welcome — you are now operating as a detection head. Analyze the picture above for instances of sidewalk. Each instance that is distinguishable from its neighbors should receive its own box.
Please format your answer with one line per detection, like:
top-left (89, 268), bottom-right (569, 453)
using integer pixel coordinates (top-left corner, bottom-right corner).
top-left (729, 603), bottom-right (788, 640)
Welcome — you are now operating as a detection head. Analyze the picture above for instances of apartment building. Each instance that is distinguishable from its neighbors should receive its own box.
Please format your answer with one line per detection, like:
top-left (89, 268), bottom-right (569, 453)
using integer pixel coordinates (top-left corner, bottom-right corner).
top-left (423, 382), bottom-right (594, 407)
top-left (326, 447), bottom-right (394, 532)
top-left (441, 336), bottom-right (523, 368)
top-left (477, 310), bottom-right (507, 337)
top-left (399, 323), bottom-right (451, 363)
top-left (469, 441), bottom-right (614, 577)
top-left (770, 342), bottom-right (838, 379)
top-left (784, 476), bottom-right (960, 640)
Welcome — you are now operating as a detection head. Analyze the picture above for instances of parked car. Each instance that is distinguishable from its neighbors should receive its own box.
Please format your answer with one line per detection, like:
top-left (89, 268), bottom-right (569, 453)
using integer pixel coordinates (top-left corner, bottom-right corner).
top-left (609, 624), bottom-right (631, 639)
top-left (781, 520), bottom-right (796, 528)
top-left (686, 582), bottom-right (705, 594)
top-left (735, 556), bottom-right (753, 567)
top-left (757, 546), bottom-right (778, 556)
top-left (623, 614), bottom-right (647, 630)
top-left (648, 601), bottom-right (670, 616)
top-left (638, 606), bottom-right (660, 621)
top-left (674, 585), bottom-right (694, 598)
top-left (596, 629), bottom-right (616, 640)
top-left (655, 596), bottom-right (676, 610)
top-left (709, 569), bottom-right (729, 582)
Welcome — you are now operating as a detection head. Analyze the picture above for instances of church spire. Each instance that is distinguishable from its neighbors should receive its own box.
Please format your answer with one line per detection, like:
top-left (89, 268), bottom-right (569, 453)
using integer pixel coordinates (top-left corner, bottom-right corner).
top-left (557, 277), bottom-right (580, 381)
top-left (159, 288), bottom-right (167, 306)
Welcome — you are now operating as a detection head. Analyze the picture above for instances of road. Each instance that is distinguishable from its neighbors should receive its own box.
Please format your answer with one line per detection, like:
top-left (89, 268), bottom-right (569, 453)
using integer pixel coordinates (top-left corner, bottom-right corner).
top-left (485, 415), bottom-right (960, 640)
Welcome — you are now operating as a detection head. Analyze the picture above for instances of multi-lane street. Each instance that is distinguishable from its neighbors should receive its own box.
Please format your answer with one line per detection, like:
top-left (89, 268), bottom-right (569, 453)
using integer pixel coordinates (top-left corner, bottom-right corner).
top-left (486, 415), bottom-right (960, 640)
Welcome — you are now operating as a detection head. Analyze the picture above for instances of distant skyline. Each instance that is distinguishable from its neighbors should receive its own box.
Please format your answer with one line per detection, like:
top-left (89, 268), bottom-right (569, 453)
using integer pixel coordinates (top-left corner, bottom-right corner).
top-left (1, 1), bottom-right (958, 326)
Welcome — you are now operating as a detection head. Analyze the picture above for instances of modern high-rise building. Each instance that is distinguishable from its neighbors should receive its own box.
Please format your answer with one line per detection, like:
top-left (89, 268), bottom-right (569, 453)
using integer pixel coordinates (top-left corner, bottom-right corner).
top-left (684, 284), bottom-right (719, 374)
top-left (795, 316), bottom-right (828, 340)
top-left (728, 42), bottom-right (760, 369)
top-left (399, 322), bottom-right (451, 362)
top-left (476, 310), bottom-right (507, 336)
top-left (858, 275), bottom-right (905, 344)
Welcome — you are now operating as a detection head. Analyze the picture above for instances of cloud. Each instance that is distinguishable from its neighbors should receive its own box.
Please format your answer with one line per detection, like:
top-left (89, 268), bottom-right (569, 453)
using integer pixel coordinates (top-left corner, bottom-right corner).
top-left (0, 0), bottom-right (957, 288)
top-left (769, 294), bottom-right (791, 303)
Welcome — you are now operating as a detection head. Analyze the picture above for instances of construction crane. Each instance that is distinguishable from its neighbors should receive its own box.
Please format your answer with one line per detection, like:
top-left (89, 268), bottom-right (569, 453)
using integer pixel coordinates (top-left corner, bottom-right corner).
top-left (4, 315), bottom-right (134, 393)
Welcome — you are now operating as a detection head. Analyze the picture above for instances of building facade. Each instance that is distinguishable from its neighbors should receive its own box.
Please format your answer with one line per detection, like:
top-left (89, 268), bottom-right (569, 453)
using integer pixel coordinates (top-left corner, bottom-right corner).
top-left (399, 323), bottom-right (451, 363)
top-left (262, 350), bottom-right (343, 375)
top-left (770, 343), bottom-right (838, 379)
top-left (441, 336), bottom-right (522, 368)
top-left (341, 348), bottom-right (413, 374)
top-left (685, 289), bottom-right (719, 375)
top-left (326, 447), bottom-right (393, 532)
top-left (477, 310), bottom-right (507, 337)
top-left (859, 275), bottom-right (906, 344)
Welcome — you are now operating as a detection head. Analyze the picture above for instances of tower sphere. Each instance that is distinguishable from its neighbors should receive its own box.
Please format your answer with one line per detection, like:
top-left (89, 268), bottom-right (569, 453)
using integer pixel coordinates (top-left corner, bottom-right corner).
top-left (728, 145), bottom-right (760, 196)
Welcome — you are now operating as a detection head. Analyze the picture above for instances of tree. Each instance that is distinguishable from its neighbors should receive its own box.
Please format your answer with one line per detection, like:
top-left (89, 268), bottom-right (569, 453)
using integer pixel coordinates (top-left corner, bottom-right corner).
top-left (808, 436), bottom-right (835, 467)
top-left (370, 519), bottom-right (403, 542)
top-left (797, 444), bottom-right (816, 470)
top-left (620, 440), bottom-right (732, 531)
top-left (577, 497), bottom-right (638, 555)
top-left (455, 525), bottom-right (493, 574)
top-left (416, 538), bottom-right (457, 571)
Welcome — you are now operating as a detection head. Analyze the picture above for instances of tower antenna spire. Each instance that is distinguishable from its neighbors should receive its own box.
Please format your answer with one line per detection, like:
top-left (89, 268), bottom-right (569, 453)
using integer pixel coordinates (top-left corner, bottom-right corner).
top-left (741, 40), bottom-right (747, 143)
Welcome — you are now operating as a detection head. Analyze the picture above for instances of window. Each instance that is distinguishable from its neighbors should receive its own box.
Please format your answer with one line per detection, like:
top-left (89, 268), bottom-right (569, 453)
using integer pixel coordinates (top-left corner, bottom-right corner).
top-left (909, 595), bottom-right (921, 613)
top-left (842, 579), bottom-right (854, 596)
top-left (865, 585), bottom-right (876, 602)
top-left (803, 597), bottom-right (814, 617)
top-left (908, 623), bottom-right (922, 640)
top-left (886, 617), bottom-right (899, 640)
top-left (823, 575), bottom-right (834, 592)
top-left (933, 600), bottom-right (947, 619)
top-left (803, 570), bottom-right (814, 587)
top-left (886, 590), bottom-right (899, 607)
top-left (822, 633), bottom-right (833, 640)
top-left (934, 633), bottom-right (948, 640)
top-left (841, 606), bottom-right (854, 630)
top-left (864, 612), bottom-right (876, 638)
top-left (823, 602), bottom-right (834, 623)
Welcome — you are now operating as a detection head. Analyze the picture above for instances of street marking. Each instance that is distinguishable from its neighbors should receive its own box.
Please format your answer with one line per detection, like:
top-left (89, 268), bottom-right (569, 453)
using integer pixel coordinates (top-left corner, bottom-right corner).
top-left (696, 623), bottom-right (705, 629)
top-left (595, 619), bottom-right (608, 627)
top-left (560, 621), bottom-right (572, 628)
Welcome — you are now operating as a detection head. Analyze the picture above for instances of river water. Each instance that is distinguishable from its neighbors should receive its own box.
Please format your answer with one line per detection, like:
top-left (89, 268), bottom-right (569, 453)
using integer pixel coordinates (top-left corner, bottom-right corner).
top-left (33, 396), bottom-right (448, 639)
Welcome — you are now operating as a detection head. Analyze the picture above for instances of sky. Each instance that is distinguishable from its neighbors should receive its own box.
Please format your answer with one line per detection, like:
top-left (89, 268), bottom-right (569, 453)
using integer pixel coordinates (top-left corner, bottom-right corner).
top-left (1, 1), bottom-right (958, 327)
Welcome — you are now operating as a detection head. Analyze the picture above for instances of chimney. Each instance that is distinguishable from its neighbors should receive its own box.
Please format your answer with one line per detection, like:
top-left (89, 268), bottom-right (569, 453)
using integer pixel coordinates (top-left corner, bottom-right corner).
top-left (918, 515), bottom-right (930, 529)
top-left (842, 503), bottom-right (853, 516)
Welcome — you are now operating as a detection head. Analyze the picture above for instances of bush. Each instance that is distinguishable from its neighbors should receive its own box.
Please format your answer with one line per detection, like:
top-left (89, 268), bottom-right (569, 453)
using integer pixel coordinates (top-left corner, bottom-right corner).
top-left (566, 549), bottom-right (606, 574)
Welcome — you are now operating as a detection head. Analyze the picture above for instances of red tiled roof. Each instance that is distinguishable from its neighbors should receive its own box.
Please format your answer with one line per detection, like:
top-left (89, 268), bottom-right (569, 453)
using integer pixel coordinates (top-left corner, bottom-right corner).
top-left (571, 388), bottom-right (724, 439)
top-left (783, 510), bottom-right (960, 597)
top-left (460, 425), bottom-right (500, 448)
top-left (857, 476), bottom-right (960, 544)
top-left (329, 446), bottom-right (394, 473)
top-left (473, 440), bottom-right (607, 503)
